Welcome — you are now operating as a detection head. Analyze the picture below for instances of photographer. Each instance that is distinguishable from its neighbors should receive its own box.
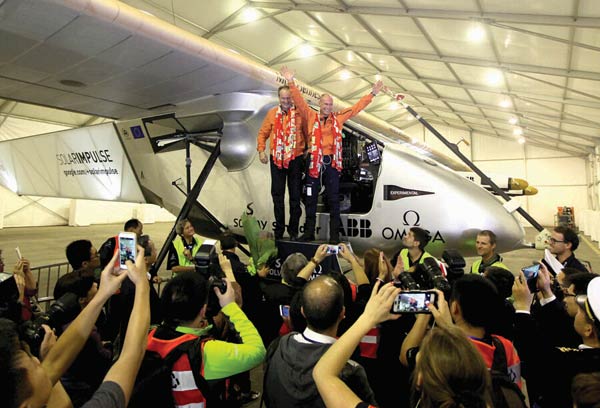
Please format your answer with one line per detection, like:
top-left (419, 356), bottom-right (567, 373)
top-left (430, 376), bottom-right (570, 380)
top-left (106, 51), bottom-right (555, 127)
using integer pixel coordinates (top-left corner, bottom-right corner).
top-left (99, 218), bottom-right (162, 346)
top-left (1, 248), bottom-right (150, 408)
top-left (52, 271), bottom-right (112, 406)
top-left (146, 253), bottom-right (265, 406)
top-left (167, 218), bottom-right (204, 275)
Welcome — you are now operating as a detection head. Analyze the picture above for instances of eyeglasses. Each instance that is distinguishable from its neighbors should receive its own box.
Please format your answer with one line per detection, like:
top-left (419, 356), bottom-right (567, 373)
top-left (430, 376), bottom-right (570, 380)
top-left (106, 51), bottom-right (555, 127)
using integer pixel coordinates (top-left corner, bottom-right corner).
top-left (549, 238), bottom-right (565, 244)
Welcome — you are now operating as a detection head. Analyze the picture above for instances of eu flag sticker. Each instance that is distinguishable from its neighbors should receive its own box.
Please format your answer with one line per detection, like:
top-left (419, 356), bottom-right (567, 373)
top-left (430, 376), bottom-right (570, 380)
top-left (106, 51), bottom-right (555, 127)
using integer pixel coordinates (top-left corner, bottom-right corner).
top-left (131, 125), bottom-right (145, 139)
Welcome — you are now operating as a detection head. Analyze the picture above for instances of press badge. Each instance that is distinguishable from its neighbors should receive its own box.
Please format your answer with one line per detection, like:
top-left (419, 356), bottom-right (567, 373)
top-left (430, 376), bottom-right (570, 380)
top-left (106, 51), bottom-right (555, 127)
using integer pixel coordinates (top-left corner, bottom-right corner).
top-left (306, 186), bottom-right (312, 196)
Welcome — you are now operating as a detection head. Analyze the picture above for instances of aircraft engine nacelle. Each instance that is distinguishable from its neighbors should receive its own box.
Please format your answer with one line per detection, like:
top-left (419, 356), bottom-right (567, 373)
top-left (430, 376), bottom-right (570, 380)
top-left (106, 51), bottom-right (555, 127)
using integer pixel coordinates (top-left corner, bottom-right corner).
top-left (177, 92), bottom-right (277, 172)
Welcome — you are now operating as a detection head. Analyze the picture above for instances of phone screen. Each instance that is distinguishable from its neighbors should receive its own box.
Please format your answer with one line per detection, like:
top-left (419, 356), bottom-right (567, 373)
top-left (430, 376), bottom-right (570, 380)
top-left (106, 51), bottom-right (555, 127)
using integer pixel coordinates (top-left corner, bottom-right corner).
top-left (365, 142), bottom-right (381, 164)
top-left (521, 264), bottom-right (540, 280)
top-left (326, 245), bottom-right (339, 255)
top-left (279, 305), bottom-right (290, 318)
top-left (119, 234), bottom-right (136, 267)
top-left (392, 291), bottom-right (437, 314)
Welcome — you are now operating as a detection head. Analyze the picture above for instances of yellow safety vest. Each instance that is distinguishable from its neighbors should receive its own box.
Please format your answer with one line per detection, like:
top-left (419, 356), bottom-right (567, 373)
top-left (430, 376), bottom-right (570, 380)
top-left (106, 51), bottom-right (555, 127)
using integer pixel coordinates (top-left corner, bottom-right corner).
top-left (172, 235), bottom-right (203, 267)
top-left (471, 257), bottom-right (508, 274)
top-left (400, 248), bottom-right (434, 269)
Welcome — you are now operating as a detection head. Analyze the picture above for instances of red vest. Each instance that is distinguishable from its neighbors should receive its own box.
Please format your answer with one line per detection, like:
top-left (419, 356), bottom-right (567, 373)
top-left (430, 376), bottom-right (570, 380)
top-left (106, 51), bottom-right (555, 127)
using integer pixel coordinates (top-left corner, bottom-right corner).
top-left (359, 326), bottom-right (380, 359)
top-left (470, 335), bottom-right (522, 389)
top-left (146, 329), bottom-right (208, 408)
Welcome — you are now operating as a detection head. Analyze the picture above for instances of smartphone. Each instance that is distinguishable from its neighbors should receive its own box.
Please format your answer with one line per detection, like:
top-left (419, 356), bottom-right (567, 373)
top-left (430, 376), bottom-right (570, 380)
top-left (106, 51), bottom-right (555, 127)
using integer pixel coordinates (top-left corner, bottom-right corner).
top-left (117, 232), bottom-right (137, 269)
top-left (326, 245), bottom-right (340, 255)
top-left (521, 263), bottom-right (540, 280)
top-left (15, 246), bottom-right (22, 260)
top-left (391, 290), bottom-right (437, 314)
top-left (279, 304), bottom-right (290, 318)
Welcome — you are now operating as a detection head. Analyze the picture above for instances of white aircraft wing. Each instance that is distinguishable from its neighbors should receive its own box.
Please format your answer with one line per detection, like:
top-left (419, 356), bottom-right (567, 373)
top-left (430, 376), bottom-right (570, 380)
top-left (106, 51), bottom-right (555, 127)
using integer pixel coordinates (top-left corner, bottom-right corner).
top-left (0, 0), bottom-right (468, 171)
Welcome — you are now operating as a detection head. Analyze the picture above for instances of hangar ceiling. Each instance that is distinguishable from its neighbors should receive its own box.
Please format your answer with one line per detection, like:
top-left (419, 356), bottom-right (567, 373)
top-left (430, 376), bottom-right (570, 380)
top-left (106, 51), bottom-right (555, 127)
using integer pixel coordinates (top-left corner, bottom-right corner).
top-left (2, 0), bottom-right (600, 156)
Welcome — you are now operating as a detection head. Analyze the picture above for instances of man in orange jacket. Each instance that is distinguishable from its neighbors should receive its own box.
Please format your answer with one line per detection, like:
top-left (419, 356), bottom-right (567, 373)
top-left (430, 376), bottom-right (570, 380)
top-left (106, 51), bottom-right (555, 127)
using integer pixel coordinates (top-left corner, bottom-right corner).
top-left (280, 66), bottom-right (383, 243)
top-left (257, 85), bottom-right (308, 240)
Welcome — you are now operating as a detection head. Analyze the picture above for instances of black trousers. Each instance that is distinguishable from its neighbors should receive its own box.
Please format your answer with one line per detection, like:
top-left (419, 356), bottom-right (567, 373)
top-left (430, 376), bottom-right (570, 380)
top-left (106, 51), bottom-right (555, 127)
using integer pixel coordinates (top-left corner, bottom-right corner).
top-left (304, 155), bottom-right (340, 239)
top-left (270, 155), bottom-right (303, 238)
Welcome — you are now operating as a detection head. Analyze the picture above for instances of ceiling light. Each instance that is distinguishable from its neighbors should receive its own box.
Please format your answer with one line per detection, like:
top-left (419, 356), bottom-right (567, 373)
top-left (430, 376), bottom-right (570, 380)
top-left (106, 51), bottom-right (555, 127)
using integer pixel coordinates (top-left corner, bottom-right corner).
top-left (242, 7), bottom-right (260, 23)
top-left (309, 29), bottom-right (318, 37)
top-left (467, 24), bottom-right (485, 43)
top-left (513, 127), bottom-right (523, 136)
top-left (340, 70), bottom-right (351, 80)
top-left (485, 69), bottom-right (503, 86)
top-left (389, 101), bottom-right (399, 110)
top-left (504, 34), bottom-right (512, 49)
top-left (499, 99), bottom-right (511, 108)
top-left (518, 137), bottom-right (526, 144)
top-left (508, 117), bottom-right (518, 125)
top-left (299, 44), bottom-right (315, 58)
top-left (375, 73), bottom-right (382, 81)
top-left (347, 53), bottom-right (354, 62)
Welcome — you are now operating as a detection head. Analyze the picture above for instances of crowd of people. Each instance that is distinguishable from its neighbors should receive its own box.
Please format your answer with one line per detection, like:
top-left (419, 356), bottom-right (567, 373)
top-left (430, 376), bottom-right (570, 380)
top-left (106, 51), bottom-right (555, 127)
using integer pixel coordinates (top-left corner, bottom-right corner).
top-left (1, 218), bottom-right (600, 408)
top-left (2, 70), bottom-right (600, 407)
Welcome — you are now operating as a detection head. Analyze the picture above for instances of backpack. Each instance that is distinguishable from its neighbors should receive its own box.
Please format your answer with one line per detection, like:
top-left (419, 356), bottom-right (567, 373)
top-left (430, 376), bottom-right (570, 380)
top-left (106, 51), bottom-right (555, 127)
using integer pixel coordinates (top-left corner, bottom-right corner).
top-left (129, 338), bottom-right (210, 408)
top-left (489, 336), bottom-right (528, 408)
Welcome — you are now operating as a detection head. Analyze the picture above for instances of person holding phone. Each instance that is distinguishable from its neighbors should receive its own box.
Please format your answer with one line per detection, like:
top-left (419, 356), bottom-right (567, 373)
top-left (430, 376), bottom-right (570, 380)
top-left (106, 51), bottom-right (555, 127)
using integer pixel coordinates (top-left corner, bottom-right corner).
top-left (264, 275), bottom-right (377, 408)
top-left (313, 281), bottom-right (493, 408)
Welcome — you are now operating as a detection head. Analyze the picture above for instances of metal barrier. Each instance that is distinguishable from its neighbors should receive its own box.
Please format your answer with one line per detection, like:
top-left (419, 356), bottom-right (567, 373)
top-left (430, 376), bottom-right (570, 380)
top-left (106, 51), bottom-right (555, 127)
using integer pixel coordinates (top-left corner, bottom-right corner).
top-left (31, 262), bottom-right (73, 310)
top-left (31, 261), bottom-right (171, 311)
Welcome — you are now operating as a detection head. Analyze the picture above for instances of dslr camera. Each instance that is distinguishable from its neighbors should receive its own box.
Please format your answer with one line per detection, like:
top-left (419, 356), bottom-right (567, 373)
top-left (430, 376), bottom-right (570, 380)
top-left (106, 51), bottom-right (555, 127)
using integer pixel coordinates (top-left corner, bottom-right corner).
top-left (20, 292), bottom-right (80, 357)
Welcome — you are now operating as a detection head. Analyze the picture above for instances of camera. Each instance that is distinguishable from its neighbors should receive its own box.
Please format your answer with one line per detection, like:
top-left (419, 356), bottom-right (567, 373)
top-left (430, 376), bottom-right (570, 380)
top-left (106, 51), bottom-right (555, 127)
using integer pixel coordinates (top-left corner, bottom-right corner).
top-left (20, 292), bottom-right (80, 357)
top-left (395, 272), bottom-right (421, 291)
top-left (414, 258), bottom-right (451, 296)
top-left (194, 240), bottom-right (218, 276)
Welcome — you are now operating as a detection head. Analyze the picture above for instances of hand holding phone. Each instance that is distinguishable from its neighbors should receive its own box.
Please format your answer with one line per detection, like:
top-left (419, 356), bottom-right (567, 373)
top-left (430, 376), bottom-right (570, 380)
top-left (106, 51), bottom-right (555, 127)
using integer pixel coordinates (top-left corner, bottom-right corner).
top-left (391, 290), bottom-right (437, 314)
top-left (521, 263), bottom-right (541, 293)
top-left (326, 245), bottom-right (340, 255)
top-left (117, 232), bottom-right (137, 270)
top-left (279, 304), bottom-right (290, 318)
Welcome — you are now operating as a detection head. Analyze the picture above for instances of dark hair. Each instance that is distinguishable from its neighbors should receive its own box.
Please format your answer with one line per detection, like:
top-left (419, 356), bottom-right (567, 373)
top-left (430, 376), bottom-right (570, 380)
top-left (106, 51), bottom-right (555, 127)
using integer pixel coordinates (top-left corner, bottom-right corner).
top-left (0, 318), bottom-right (32, 408)
top-left (220, 233), bottom-right (238, 251)
top-left (53, 271), bottom-right (95, 300)
top-left (277, 85), bottom-right (290, 96)
top-left (555, 226), bottom-right (579, 251)
top-left (451, 274), bottom-right (502, 331)
top-left (565, 272), bottom-right (598, 296)
top-left (572, 372), bottom-right (600, 408)
top-left (478, 230), bottom-right (497, 246)
top-left (301, 275), bottom-right (344, 332)
top-left (161, 272), bottom-right (209, 325)
top-left (411, 227), bottom-right (431, 251)
top-left (484, 266), bottom-right (514, 299)
top-left (124, 218), bottom-right (142, 232)
top-left (65, 240), bottom-right (92, 270)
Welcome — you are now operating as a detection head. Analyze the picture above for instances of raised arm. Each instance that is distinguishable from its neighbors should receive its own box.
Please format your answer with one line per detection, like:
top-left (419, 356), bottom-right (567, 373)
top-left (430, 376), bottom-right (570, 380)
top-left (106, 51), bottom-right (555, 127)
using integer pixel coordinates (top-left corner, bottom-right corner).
top-left (280, 66), bottom-right (311, 118)
top-left (42, 252), bottom-right (128, 384)
top-left (313, 282), bottom-right (400, 408)
top-left (336, 80), bottom-right (383, 124)
top-left (102, 247), bottom-right (150, 405)
top-left (339, 243), bottom-right (369, 286)
top-left (297, 244), bottom-right (329, 281)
